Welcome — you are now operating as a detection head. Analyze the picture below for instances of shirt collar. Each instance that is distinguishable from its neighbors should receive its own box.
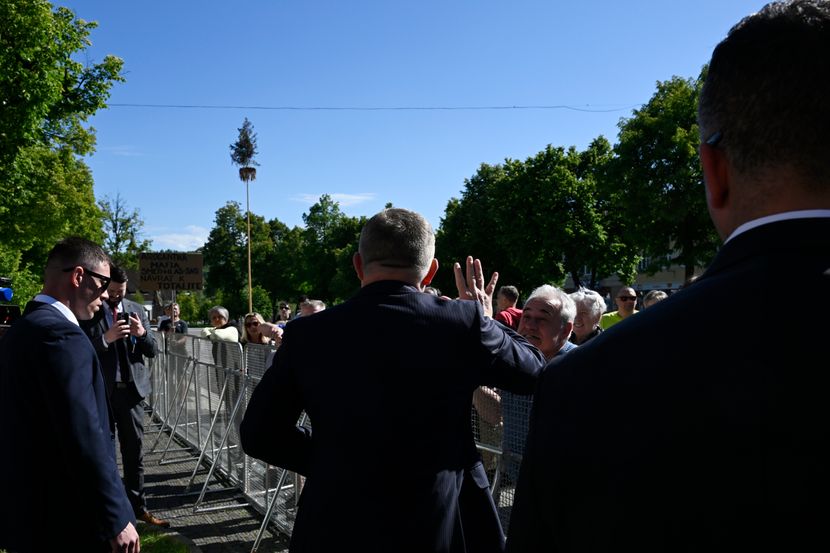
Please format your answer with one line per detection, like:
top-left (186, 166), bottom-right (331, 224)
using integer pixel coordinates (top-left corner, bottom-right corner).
top-left (725, 209), bottom-right (830, 244)
top-left (33, 294), bottom-right (79, 326)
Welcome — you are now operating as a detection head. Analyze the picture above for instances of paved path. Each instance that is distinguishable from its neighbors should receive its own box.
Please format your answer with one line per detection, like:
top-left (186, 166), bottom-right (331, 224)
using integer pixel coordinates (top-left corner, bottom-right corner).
top-left (136, 411), bottom-right (291, 553)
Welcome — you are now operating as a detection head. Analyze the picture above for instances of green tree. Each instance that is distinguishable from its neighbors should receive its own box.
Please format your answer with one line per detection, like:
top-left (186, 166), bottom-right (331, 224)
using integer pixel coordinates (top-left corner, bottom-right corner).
top-left (434, 162), bottom-right (514, 293)
top-left (0, 146), bottom-right (106, 300)
top-left (260, 221), bottom-right (308, 315)
top-left (568, 136), bottom-right (640, 288)
top-left (99, 193), bottom-right (152, 269)
top-left (611, 74), bottom-right (718, 281)
top-left (175, 291), bottom-right (202, 326)
top-left (202, 201), bottom-right (275, 318)
top-left (0, 2), bottom-right (123, 160)
top-left (435, 139), bottom-right (637, 294)
top-left (300, 195), bottom-right (363, 302)
top-left (0, 1), bottom-right (123, 298)
top-left (202, 202), bottom-right (247, 312)
top-left (242, 285), bottom-right (272, 319)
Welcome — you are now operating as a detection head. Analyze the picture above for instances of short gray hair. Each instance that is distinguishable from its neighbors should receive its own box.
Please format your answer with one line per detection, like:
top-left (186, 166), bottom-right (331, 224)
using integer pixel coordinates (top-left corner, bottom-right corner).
top-left (569, 287), bottom-right (606, 320)
top-left (208, 305), bottom-right (229, 321)
top-left (527, 284), bottom-right (576, 326)
top-left (359, 208), bottom-right (435, 277)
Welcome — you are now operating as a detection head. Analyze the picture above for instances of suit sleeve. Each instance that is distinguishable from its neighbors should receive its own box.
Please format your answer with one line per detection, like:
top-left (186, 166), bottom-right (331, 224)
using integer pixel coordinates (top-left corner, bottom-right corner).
top-left (240, 330), bottom-right (312, 475)
top-left (37, 324), bottom-right (134, 539)
top-left (478, 313), bottom-right (546, 394)
top-left (133, 302), bottom-right (157, 358)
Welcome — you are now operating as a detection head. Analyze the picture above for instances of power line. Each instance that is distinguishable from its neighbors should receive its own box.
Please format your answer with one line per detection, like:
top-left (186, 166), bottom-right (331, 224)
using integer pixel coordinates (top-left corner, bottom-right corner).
top-left (108, 102), bottom-right (640, 113)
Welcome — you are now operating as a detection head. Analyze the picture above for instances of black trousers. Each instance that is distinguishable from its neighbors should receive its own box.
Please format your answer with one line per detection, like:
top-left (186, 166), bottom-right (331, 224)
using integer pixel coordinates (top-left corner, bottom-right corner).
top-left (111, 383), bottom-right (146, 516)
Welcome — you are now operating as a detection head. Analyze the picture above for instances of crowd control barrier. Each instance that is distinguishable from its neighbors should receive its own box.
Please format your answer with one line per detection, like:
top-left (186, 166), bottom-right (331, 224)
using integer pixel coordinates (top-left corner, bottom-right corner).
top-left (147, 331), bottom-right (530, 551)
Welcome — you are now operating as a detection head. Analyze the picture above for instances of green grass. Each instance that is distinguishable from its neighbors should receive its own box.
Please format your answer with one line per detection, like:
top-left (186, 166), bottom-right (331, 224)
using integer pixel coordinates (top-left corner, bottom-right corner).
top-left (138, 524), bottom-right (190, 553)
top-left (2, 525), bottom-right (189, 553)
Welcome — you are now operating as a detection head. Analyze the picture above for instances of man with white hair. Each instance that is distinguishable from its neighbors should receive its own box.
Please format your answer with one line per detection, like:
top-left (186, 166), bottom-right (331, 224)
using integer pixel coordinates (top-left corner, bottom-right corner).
top-left (492, 285), bottom-right (577, 482)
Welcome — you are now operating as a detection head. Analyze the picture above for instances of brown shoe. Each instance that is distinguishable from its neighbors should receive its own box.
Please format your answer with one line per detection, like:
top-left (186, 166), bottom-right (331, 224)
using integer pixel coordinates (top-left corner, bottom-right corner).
top-left (138, 511), bottom-right (171, 528)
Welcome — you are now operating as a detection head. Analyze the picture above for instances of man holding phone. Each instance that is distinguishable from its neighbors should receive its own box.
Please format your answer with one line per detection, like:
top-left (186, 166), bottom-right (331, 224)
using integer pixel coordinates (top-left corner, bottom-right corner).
top-left (82, 265), bottom-right (168, 527)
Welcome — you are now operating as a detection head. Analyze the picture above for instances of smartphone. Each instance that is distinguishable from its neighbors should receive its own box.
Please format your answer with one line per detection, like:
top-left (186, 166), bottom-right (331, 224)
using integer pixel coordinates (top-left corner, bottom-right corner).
top-left (119, 312), bottom-right (131, 323)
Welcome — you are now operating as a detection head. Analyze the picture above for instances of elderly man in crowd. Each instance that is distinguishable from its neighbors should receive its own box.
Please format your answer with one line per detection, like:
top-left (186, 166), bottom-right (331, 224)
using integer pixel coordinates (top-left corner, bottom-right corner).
top-left (474, 285), bottom-right (577, 484)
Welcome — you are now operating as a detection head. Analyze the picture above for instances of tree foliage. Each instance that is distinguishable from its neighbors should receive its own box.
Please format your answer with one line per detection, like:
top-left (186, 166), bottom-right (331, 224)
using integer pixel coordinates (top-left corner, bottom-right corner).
top-left (99, 193), bottom-right (152, 269)
top-left (0, 1), bottom-right (123, 299)
top-left (301, 195), bottom-right (364, 302)
top-left (435, 138), bottom-right (638, 295)
top-left (610, 74), bottom-right (718, 281)
top-left (230, 117), bottom-right (259, 180)
top-left (201, 202), bottom-right (249, 315)
top-left (200, 196), bottom-right (365, 320)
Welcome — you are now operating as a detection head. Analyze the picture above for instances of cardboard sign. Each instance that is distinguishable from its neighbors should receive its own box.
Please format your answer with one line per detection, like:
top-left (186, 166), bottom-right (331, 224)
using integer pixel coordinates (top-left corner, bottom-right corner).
top-left (139, 253), bottom-right (203, 291)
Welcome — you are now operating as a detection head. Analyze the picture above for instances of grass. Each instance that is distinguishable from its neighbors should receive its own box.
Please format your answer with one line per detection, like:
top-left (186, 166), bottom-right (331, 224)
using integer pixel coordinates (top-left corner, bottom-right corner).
top-left (2, 524), bottom-right (189, 553)
top-left (138, 523), bottom-right (190, 553)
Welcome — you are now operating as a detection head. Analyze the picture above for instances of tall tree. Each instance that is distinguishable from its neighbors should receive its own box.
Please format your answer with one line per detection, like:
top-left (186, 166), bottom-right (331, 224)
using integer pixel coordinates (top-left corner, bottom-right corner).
top-left (435, 139), bottom-right (637, 294)
top-left (301, 195), bottom-right (362, 301)
top-left (435, 162), bottom-right (515, 293)
top-left (611, 73), bottom-right (718, 281)
top-left (98, 193), bottom-right (152, 269)
top-left (201, 202), bottom-right (247, 314)
top-left (229, 117), bottom-right (259, 312)
top-left (202, 201), bottom-right (275, 319)
top-left (0, 1), bottom-right (123, 297)
top-left (260, 221), bottom-right (305, 309)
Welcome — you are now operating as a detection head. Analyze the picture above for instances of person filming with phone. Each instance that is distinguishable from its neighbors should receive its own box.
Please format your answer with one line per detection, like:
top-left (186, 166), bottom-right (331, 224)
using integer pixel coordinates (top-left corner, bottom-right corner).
top-left (82, 264), bottom-right (168, 528)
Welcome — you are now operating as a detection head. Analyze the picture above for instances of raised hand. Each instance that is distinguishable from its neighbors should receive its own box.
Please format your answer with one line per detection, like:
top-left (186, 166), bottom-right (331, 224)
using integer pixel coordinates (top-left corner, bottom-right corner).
top-left (453, 256), bottom-right (498, 318)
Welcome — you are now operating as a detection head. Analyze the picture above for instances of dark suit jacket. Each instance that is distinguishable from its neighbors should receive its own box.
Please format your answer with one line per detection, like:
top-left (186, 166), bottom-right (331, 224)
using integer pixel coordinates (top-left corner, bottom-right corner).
top-left (507, 217), bottom-right (830, 552)
top-left (83, 299), bottom-right (157, 399)
top-left (0, 301), bottom-right (135, 551)
top-left (241, 280), bottom-right (547, 553)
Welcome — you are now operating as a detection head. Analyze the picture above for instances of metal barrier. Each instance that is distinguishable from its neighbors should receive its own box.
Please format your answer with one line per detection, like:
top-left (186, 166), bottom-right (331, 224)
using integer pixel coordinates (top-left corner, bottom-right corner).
top-left (146, 331), bottom-right (530, 550)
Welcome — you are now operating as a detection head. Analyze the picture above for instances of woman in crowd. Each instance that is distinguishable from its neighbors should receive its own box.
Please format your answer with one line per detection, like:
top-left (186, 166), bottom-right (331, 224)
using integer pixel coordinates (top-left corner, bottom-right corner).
top-left (241, 312), bottom-right (271, 345)
top-left (568, 287), bottom-right (606, 345)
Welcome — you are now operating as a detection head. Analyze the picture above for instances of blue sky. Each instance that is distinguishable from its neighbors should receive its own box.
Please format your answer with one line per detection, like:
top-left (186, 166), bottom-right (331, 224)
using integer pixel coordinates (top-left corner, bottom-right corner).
top-left (62, 0), bottom-right (767, 251)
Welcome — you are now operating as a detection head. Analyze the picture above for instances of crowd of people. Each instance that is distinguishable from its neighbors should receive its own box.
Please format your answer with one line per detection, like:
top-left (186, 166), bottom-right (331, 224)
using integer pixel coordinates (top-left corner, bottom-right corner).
top-left (1, 2), bottom-right (828, 551)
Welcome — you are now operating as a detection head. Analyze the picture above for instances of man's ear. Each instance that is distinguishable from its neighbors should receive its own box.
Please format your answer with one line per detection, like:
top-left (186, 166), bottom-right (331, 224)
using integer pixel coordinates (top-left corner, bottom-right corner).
top-left (562, 321), bottom-right (574, 342)
top-left (421, 258), bottom-right (439, 286)
top-left (68, 266), bottom-right (83, 290)
top-left (700, 143), bottom-right (730, 211)
top-left (353, 252), bottom-right (364, 281)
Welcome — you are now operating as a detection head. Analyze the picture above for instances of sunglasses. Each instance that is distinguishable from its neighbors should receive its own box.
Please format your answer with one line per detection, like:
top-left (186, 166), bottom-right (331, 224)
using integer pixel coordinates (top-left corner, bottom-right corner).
top-left (245, 321), bottom-right (260, 327)
top-left (63, 266), bottom-right (111, 291)
top-left (618, 295), bottom-right (637, 301)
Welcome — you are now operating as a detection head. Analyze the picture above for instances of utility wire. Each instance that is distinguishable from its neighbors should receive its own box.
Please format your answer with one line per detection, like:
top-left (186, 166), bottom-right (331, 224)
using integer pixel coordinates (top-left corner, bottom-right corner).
top-left (108, 103), bottom-right (639, 113)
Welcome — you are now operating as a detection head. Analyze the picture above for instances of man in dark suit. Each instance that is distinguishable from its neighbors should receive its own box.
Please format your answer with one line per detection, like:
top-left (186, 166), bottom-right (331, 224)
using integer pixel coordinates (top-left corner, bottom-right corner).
top-left (83, 265), bottom-right (167, 528)
top-left (0, 237), bottom-right (140, 552)
top-left (507, 2), bottom-right (830, 551)
top-left (241, 208), bottom-right (547, 553)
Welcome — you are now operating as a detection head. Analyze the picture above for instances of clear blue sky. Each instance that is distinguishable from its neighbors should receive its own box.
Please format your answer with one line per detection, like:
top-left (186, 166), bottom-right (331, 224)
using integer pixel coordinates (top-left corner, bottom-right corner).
top-left (62, 0), bottom-right (767, 251)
